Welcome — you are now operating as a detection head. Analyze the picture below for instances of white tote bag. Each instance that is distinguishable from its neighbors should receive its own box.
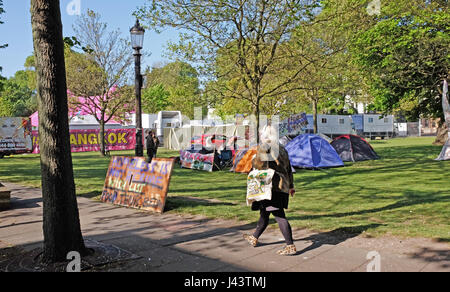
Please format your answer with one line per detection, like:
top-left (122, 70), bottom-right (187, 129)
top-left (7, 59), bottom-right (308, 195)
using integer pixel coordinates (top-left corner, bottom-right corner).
top-left (246, 169), bottom-right (275, 206)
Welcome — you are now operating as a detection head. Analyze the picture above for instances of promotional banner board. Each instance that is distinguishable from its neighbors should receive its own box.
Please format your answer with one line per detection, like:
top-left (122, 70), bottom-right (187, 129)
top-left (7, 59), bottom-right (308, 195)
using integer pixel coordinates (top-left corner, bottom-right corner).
top-left (0, 118), bottom-right (33, 156)
top-left (32, 128), bottom-right (136, 154)
top-left (179, 149), bottom-right (215, 172)
top-left (101, 156), bottom-right (174, 213)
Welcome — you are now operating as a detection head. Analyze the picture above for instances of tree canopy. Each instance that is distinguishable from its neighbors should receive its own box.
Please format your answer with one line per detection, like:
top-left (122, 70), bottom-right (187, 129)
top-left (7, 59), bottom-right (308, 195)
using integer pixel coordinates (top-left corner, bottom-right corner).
top-left (136, 0), bottom-right (323, 135)
top-left (144, 60), bottom-right (202, 118)
top-left (0, 53), bottom-right (38, 117)
top-left (351, 0), bottom-right (450, 121)
top-left (67, 9), bottom-right (134, 155)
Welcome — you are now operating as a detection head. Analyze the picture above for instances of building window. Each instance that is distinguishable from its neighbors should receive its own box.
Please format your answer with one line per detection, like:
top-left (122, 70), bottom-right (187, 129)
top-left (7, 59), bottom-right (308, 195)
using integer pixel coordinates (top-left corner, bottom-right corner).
top-left (384, 118), bottom-right (389, 123)
top-left (321, 118), bottom-right (327, 124)
top-left (368, 118), bottom-right (374, 123)
top-left (339, 119), bottom-right (345, 124)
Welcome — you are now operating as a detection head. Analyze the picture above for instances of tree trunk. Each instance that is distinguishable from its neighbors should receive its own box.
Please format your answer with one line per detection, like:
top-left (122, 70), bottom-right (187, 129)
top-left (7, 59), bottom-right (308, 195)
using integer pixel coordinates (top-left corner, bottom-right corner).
top-left (100, 119), bottom-right (106, 156)
top-left (434, 78), bottom-right (449, 145)
top-left (433, 123), bottom-right (448, 145)
top-left (312, 97), bottom-right (318, 134)
top-left (31, 0), bottom-right (86, 263)
top-left (254, 99), bottom-right (261, 144)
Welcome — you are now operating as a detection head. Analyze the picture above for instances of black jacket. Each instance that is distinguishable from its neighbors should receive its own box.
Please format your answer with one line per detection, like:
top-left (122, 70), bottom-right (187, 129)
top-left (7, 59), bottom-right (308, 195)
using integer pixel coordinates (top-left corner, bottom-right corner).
top-left (146, 135), bottom-right (155, 151)
top-left (251, 143), bottom-right (294, 211)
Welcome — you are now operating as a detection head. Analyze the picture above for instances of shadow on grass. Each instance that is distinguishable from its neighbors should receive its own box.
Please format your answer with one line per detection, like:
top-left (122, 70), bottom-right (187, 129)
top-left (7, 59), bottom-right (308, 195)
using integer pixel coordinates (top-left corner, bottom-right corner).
top-left (370, 140), bottom-right (389, 144)
top-left (289, 193), bottom-right (450, 221)
top-left (294, 145), bottom-right (448, 190)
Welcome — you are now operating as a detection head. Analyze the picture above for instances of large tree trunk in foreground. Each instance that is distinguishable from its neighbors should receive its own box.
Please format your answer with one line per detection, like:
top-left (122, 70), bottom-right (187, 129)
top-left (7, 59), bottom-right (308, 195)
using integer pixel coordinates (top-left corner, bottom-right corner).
top-left (31, 0), bottom-right (86, 263)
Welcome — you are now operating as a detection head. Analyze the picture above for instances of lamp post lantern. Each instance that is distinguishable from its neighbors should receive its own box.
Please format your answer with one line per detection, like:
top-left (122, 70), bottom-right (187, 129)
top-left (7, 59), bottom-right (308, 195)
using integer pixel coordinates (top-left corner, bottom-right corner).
top-left (130, 19), bottom-right (145, 157)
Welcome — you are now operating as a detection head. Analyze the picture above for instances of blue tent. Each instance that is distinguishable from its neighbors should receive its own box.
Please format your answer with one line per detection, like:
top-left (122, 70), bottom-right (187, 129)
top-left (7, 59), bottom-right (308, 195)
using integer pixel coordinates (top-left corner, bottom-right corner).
top-left (285, 134), bottom-right (344, 169)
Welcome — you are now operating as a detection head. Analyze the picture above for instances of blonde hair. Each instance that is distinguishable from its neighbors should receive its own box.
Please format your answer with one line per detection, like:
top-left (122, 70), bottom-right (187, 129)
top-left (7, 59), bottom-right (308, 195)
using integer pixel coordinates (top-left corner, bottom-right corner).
top-left (258, 125), bottom-right (280, 164)
top-left (259, 125), bottom-right (278, 145)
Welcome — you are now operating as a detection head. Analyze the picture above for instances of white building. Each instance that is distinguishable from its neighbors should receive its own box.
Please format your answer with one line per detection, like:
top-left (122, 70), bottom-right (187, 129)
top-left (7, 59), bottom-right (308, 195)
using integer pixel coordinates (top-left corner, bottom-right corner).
top-left (129, 111), bottom-right (183, 138)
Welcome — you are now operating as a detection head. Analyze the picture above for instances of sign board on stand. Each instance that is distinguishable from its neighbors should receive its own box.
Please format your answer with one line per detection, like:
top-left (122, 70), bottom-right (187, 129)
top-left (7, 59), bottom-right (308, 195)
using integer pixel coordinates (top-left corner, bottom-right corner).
top-left (179, 150), bottom-right (215, 172)
top-left (101, 156), bottom-right (174, 213)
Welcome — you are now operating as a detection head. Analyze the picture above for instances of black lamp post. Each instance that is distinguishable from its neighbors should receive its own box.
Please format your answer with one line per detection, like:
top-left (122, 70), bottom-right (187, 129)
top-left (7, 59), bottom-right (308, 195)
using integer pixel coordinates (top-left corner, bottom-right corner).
top-left (130, 19), bottom-right (145, 157)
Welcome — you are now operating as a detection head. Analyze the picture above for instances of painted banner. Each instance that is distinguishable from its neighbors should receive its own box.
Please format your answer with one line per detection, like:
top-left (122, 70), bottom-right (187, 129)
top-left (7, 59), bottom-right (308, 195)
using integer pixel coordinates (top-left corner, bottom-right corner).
top-left (279, 113), bottom-right (308, 136)
top-left (101, 156), bottom-right (174, 213)
top-left (180, 149), bottom-right (215, 172)
top-left (31, 128), bottom-right (136, 154)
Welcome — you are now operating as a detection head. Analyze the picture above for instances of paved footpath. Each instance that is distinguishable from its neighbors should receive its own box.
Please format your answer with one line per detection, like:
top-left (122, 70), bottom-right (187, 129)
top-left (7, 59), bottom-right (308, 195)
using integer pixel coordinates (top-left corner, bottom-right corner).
top-left (0, 183), bottom-right (448, 272)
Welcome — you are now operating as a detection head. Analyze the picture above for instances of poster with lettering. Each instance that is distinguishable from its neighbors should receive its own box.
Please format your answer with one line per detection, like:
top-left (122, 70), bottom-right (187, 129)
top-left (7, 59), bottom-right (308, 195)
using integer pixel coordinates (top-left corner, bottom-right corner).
top-left (101, 156), bottom-right (174, 213)
top-left (31, 128), bottom-right (136, 154)
top-left (179, 150), bottom-right (215, 172)
top-left (0, 117), bottom-right (33, 153)
top-left (279, 113), bottom-right (308, 137)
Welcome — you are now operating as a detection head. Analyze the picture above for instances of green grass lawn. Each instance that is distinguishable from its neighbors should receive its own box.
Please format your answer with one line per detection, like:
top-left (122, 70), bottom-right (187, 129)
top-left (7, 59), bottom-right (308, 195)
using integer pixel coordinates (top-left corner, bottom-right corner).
top-left (0, 137), bottom-right (449, 241)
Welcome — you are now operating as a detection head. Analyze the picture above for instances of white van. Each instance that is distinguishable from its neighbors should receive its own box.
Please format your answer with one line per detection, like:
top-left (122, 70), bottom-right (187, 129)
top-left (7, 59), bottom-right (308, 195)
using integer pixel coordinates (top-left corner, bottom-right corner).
top-left (0, 117), bottom-right (33, 158)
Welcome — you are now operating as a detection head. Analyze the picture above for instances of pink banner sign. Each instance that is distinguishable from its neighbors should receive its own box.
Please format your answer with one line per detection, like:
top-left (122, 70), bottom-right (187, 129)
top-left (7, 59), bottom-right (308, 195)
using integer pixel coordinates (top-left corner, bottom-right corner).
top-left (32, 128), bottom-right (137, 154)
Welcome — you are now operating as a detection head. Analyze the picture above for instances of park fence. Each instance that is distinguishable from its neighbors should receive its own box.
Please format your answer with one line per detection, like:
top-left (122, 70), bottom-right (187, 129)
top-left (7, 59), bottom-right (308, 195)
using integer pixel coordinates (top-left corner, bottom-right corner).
top-left (395, 120), bottom-right (439, 137)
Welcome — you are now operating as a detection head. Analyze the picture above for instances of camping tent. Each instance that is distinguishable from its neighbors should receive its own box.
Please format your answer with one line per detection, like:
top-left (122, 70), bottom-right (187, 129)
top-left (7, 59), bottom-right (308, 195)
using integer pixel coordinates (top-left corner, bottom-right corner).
top-left (331, 135), bottom-right (379, 162)
top-left (317, 133), bottom-right (332, 143)
top-left (230, 146), bottom-right (258, 173)
top-left (230, 144), bottom-right (297, 173)
top-left (279, 136), bottom-right (292, 146)
top-left (285, 134), bottom-right (344, 169)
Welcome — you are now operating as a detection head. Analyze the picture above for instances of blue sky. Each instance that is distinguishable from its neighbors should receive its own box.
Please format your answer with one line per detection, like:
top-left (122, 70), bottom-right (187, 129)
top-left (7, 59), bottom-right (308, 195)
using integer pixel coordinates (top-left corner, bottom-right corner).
top-left (0, 0), bottom-right (178, 78)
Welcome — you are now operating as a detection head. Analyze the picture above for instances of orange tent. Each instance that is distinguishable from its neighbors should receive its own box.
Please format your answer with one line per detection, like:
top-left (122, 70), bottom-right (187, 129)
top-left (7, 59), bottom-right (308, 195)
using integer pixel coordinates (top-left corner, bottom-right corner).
top-left (230, 146), bottom-right (257, 173)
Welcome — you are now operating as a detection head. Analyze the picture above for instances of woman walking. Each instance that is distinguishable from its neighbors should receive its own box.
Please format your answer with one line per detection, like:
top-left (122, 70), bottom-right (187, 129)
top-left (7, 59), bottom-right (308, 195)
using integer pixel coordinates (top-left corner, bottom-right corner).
top-left (243, 126), bottom-right (296, 256)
